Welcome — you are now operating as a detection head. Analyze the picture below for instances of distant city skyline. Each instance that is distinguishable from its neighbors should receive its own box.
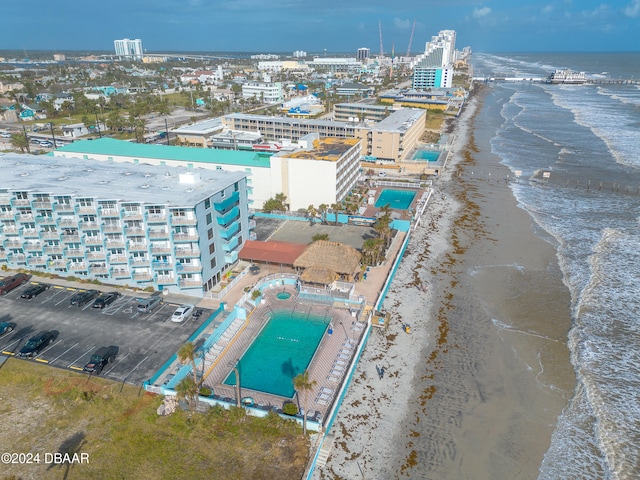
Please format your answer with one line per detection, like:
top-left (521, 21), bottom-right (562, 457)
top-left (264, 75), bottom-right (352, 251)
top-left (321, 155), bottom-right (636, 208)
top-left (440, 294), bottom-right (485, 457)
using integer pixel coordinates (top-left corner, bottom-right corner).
top-left (2, 0), bottom-right (639, 53)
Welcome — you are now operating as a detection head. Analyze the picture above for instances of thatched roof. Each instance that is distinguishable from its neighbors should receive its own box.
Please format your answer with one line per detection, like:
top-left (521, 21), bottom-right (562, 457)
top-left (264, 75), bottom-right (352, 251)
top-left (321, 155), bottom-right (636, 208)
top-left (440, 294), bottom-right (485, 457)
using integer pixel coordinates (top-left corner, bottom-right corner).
top-left (294, 240), bottom-right (361, 275)
top-left (300, 268), bottom-right (337, 285)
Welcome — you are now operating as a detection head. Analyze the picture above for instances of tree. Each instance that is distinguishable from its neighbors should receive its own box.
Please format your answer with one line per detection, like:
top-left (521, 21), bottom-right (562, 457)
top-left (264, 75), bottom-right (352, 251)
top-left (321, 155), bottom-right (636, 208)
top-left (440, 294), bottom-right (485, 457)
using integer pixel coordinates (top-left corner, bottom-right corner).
top-left (293, 370), bottom-right (317, 436)
top-left (262, 193), bottom-right (287, 213)
top-left (306, 205), bottom-right (317, 226)
top-left (330, 203), bottom-right (340, 226)
top-left (318, 204), bottom-right (328, 224)
top-left (175, 376), bottom-right (199, 412)
top-left (178, 341), bottom-right (199, 385)
top-left (10, 132), bottom-right (29, 153)
top-left (274, 193), bottom-right (288, 210)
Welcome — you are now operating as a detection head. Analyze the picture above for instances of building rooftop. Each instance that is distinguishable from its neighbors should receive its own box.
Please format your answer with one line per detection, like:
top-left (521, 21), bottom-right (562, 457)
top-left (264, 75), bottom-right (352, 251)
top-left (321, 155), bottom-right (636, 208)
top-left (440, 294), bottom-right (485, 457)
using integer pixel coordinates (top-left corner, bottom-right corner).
top-left (0, 152), bottom-right (247, 206)
top-left (224, 112), bottom-right (354, 130)
top-left (373, 108), bottom-right (425, 133)
top-left (279, 137), bottom-right (360, 162)
top-left (54, 138), bottom-right (271, 168)
top-left (172, 117), bottom-right (224, 135)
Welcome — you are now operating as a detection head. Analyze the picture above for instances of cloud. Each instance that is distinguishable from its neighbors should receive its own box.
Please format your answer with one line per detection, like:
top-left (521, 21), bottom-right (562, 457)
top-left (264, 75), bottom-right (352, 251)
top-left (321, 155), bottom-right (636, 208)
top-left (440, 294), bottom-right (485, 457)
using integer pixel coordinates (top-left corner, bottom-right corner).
top-left (472, 6), bottom-right (491, 19)
top-left (624, 0), bottom-right (640, 17)
top-left (393, 18), bottom-right (412, 30)
top-left (542, 5), bottom-right (554, 14)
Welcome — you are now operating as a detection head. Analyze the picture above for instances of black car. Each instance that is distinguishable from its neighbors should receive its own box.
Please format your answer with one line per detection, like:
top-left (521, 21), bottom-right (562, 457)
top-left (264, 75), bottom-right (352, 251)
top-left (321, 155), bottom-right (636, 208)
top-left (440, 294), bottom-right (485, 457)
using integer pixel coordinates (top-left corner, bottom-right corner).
top-left (83, 346), bottom-right (119, 374)
top-left (69, 289), bottom-right (99, 306)
top-left (92, 292), bottom-right (121, 309)
top-left (20, 283), bottom-right (50, 299)
top-left (18, 331), bottom-right (55, 358)
top-left (0, 321), bottom-right (16, 337)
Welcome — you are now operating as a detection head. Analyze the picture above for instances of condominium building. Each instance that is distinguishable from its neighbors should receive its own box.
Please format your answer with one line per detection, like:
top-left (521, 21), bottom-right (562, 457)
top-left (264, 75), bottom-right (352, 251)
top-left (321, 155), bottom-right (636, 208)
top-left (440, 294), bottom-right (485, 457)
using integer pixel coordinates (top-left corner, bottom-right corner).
top-left (0, 154), bottom-right (249, 297)
top-left (309, 57), bottom-right (363, 73)
top-left (270, 135), bottom-right (362, 211)
top-left (114, 38), bottom-right (143, 60)
top-left (367, 108), bottom-right (426, 163)
top-left (356, 48), bottom-right (370, 61)
top-left (241, 82), bottom-right (283, 103)
top-left (334, 103), bottom-right (391, 123)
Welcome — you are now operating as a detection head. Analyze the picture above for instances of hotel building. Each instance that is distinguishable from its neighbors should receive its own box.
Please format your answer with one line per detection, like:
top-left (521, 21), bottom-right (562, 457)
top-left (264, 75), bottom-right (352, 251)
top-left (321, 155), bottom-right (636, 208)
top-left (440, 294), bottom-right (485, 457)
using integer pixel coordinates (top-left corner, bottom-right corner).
top-left (0, 154), bottom-right (250, 297)
top-left (113, 38), bottom-right (144, 60)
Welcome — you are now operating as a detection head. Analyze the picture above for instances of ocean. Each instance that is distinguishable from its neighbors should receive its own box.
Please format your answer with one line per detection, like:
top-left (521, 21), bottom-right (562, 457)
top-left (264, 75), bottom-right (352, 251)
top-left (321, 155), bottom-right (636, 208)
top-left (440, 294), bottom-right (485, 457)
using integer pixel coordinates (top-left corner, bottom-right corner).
top-left (472, 52), bottom-right (640, 479)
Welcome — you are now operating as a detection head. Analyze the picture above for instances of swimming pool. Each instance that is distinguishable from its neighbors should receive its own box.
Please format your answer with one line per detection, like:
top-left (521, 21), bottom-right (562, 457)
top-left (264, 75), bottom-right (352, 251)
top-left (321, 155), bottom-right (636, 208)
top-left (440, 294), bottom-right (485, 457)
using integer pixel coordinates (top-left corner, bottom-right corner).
top-left (224, 310), bottom-right (330, 398)
top-left (375, 189), bottom-right (417, 211)
top-left (413, 149), bottom-right (440, 162)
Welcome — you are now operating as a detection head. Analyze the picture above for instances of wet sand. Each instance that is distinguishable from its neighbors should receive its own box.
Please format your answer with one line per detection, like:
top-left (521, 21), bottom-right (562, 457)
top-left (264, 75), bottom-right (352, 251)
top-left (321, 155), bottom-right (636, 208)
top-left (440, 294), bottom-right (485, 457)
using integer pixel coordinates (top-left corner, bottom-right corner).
top-left (315, 86), bottom-right (576, 479)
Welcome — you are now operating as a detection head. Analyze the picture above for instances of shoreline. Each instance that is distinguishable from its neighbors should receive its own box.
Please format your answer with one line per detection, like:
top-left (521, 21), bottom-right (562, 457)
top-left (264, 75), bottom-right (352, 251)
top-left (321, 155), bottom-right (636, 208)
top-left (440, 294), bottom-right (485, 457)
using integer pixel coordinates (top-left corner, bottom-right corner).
top-left (315, 84), bottom-right (575, 479)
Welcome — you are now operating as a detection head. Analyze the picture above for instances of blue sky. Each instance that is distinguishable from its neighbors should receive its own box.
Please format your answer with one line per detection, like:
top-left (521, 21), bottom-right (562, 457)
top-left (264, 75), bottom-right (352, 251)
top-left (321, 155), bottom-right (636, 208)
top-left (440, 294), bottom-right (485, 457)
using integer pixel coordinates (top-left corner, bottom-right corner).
top-left (2, 0), bottom-right (639, 53)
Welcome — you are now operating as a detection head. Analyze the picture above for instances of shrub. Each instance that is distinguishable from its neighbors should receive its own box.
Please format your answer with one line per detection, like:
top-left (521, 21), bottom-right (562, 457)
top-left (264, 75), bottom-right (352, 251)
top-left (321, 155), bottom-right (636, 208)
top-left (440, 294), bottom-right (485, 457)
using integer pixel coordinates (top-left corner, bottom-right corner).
top-left (251, 289), bottom-right (261, 301)
top-left (282, 402), bottom-right (298, 416)
top-left (199, 387), bottom-right (212, 397)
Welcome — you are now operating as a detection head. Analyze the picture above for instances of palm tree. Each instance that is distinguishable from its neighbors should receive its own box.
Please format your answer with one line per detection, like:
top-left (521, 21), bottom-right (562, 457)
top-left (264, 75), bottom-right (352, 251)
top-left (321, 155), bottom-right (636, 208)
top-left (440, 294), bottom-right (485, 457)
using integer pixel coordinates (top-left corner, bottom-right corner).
top-left (307, 205), bottom-right (317, 226)
top-left (175, 376), bottom-right (199, 412)
top-left (330, 203), bottom-right (340, 225)
top-left (318, 204), bottom-right (328, 224)
top-left (293, 370), bottom-right (317, 436)
top-left (10, 132), bottom-right (29, 153)
top-left (178, 341), bottom-right (199, 385)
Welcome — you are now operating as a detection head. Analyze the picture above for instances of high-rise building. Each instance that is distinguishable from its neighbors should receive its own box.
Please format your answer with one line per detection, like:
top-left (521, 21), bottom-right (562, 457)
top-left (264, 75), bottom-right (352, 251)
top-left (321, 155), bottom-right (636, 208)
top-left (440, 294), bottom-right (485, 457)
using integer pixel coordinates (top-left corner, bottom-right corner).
top-left (356, 48), bottom-right (370, 61)
top-left (114, 38), bottom-right (143, 60)
top-left (424, 30), bottom-right (456, 67)
top-left (412, 29), bottom-right (456, 89)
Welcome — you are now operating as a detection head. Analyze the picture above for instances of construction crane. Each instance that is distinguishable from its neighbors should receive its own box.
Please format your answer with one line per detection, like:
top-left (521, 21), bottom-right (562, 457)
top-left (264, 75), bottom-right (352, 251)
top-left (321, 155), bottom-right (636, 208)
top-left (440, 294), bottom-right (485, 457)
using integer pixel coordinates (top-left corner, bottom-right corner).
top-left (379, 20), bottom-right (384, 58)
top-left (406, 19), bottom-right (416, 57)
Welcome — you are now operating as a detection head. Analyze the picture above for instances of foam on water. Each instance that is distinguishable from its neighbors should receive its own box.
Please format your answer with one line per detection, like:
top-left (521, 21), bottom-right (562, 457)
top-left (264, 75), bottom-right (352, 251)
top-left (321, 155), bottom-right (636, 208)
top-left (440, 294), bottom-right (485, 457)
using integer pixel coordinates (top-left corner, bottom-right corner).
top-left (474, 52), bottom-right (640, 479)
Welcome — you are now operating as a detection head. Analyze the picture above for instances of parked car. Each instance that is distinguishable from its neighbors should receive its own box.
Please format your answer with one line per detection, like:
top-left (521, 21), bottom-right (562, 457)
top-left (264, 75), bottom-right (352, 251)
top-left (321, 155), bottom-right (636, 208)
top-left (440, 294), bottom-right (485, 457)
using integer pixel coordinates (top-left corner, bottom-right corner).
top-left (171, 304), bottom-right (195, 323)
top-left (0, 273), bottom-right (31, 295)
top-left (20, 283), bottom-right (50, 299)
top-left (92, 292), bottom-right (121, 309)
top-left (0, 321), bottom-right (16, 337)
top-left (136, 295), bottom-right (162, 313)
top-left (18, 331), bottom-right (55, 358)
top-left (83, 346), bottom-right (119, 374)
top-left (69, 289), bottom-right (99, 306)
top-left (39, 141), bottom-right (54, 148)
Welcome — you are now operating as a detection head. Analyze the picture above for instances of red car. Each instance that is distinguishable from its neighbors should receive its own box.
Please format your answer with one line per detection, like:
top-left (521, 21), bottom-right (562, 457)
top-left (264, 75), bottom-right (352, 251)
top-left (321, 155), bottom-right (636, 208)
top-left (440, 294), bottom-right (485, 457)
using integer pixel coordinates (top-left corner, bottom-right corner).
top-left (0, 273), bottom-right (31, 295)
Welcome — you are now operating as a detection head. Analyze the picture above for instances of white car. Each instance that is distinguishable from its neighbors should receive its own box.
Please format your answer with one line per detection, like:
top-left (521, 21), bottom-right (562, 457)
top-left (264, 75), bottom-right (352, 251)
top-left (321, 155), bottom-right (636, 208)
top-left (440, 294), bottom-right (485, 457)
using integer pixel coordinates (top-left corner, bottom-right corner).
top-left (171, 304), bottom-right (195, 323)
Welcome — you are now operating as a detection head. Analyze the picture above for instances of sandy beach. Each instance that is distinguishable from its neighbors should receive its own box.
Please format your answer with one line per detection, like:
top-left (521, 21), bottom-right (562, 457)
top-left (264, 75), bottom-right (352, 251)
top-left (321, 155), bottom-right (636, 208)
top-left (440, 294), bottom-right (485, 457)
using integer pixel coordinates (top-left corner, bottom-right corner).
top-left (315, 85), bottom-right (576, 479)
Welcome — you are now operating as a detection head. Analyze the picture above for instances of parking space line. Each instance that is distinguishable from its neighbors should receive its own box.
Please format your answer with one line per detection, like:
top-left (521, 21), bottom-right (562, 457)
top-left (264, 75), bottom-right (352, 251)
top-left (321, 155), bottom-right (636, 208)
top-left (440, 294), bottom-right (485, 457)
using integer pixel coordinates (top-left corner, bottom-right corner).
top-left (34, 358), bottom-right (49, 363)
top-left (123, 357), bottom-right (148, 380)
top-left (67, 346), bottom-right (96, 368)
top-left (48, 342), bottom-right (80, 364)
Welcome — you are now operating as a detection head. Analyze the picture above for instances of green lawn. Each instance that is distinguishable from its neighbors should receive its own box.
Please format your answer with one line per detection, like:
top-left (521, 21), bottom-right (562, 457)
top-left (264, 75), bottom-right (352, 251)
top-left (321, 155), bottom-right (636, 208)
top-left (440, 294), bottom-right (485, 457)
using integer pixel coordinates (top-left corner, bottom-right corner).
top-left (0, 359), bottom-right (310, 480)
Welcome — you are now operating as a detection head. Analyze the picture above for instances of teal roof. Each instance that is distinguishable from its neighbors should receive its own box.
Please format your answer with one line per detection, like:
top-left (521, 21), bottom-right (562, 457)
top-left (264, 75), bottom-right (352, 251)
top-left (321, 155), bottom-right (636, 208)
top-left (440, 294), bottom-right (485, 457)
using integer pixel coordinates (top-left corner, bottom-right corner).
top-left (56, 138), bottom-right (271, 168)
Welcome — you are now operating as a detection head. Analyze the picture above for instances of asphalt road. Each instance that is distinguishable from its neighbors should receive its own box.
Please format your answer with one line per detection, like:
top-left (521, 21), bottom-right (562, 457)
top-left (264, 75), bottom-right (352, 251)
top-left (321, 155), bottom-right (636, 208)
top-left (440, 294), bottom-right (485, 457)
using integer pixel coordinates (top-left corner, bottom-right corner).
top-left (0, 281), bottom-right (213, 385)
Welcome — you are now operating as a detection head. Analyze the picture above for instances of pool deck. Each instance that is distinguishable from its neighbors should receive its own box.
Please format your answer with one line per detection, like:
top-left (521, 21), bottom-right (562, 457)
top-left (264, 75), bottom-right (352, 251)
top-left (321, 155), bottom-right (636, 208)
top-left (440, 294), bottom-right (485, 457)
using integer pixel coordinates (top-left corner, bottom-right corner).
top-left (198, 284), bottom-right (367, 422)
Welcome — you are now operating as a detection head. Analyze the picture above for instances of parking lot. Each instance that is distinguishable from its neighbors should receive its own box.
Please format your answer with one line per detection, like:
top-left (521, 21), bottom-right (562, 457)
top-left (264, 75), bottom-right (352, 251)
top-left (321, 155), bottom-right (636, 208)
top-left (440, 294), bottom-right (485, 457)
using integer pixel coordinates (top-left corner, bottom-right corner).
top-left (0, 281), bottom-right (214, 385)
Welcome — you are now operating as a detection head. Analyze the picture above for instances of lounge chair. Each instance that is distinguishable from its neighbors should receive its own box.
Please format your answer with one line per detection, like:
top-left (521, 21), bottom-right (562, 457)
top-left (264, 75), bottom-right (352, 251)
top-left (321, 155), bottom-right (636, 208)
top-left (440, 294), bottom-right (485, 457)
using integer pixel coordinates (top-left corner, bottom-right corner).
top-left (327, 375), bottom-right (339, 383)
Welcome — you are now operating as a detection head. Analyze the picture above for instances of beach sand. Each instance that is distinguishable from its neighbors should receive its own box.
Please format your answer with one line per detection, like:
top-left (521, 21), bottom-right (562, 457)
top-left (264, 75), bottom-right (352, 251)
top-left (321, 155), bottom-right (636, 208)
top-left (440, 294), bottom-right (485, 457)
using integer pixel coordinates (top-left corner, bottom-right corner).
top-left (314, 86), bottom-right (576, 479)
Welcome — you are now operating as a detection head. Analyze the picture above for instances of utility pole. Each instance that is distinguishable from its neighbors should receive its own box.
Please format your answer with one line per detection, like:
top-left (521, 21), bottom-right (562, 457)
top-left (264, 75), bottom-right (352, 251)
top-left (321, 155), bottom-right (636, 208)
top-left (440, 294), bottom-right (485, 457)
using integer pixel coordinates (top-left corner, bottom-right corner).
top-left (49, 122), bottom-right (57, 148)
top-left (22, 124), bottom-right (30, 154)
top-left (94, 113), bottom-right (102, 138)
top-left (164, 118), bottom-right (170, 146)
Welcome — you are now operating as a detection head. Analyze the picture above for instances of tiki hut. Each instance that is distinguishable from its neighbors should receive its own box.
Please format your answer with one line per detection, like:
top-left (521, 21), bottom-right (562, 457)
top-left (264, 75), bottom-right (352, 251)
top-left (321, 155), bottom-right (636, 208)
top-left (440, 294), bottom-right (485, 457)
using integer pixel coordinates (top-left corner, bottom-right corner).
top-left (293, 240), bottom-right (362, 286)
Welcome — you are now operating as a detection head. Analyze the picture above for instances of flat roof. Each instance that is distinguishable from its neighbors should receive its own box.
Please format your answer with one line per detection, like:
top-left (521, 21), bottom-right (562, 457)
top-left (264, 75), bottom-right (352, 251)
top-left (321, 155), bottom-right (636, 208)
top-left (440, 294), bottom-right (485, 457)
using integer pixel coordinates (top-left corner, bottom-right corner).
top-left (54, 138), bottom-right (271, 168)
top-left (373, 108), bottom-right (425, 133)
top-left (225, 112), bottom-right (355, 130)
top-left (279, 137), bottom-right (360, 162)
top-left (239, 240), bottom-right (308, 266)
top-left (172, 117), bottom-right (224, 135)
top-left (0, 152), bottom-right (247, 206)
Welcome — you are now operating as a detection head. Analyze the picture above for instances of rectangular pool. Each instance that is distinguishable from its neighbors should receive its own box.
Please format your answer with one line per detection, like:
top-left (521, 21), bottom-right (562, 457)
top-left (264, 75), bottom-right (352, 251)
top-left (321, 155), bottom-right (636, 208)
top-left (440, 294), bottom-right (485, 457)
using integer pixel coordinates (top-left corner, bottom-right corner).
top-left (375, 189), bottom-right (417, 211)
top-left (413, 149), bottom-right (440, 162)
top-left (224, 310), bottom-right (330, 398)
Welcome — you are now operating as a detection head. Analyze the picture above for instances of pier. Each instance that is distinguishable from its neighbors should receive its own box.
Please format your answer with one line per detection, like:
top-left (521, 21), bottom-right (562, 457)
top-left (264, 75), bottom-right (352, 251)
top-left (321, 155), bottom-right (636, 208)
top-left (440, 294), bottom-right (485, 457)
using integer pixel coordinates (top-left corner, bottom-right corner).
top-left (473, 76), bottom-right (640, 86)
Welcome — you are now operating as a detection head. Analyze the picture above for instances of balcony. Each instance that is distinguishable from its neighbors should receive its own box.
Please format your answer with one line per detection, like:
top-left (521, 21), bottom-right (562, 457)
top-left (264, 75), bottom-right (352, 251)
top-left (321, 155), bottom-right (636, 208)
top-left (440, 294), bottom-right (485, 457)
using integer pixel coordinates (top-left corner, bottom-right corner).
top-left (11, 253), bottom-right (27, 264)
top-left (61, 234), bottom-right (81, 244)
top-left (35, 215), bottom-right (56, 225)
top-left (128, 242), bottom-right (147, 252)
top-left (150, 245), bottom-right (172, 255)
top-left (40, 231), bottom-right (59, 240)
top-left (176, 263), bottom-right (202, 273)
top-left (146, 213), bottom-right (168, 223)
top-left (152, 260), bottom-right (173, 270)
top-left (172, 233), bottom-right (199, 243)
top-left (66, 248), bottom-right (85, 258)
top-left (156, 275), bottom-right (176, 285)
top-left (0, 196), bottom-right (11, 206)
top-left (44, 245), bottom-right (64, 255)
top-left (0, 211), bottom-right (14, 220)
top-left (58, 218), bottom-right (77, 228)
top-left (50, 260), bottom-right (68, 269)
top-left (148, 230), bottom-right (170, 239)
top-left (102, 224), bottom-right (123, 234)
top-left (12, 199), bottom-right (30, 207)
top-left (112, 269), bottom-right (131, 279)
top-left (86, 252), bottom-right (106, 261)
top-left (249, 219), bottom-right (256, 230)
top-left (175, 248), bottom-right (200, 258)
top-left (84, 237), bottom-right (103, 246)
top-left (222, 235), bottom-right (240, 252)
top-left (170, 215), bottom-right (197, 226)
top-left (216, 207), bottom-right (240, 226)
top-left (122, 210), bottom-right (144, 221)
top-left (23, 229), bottom-right (40, 238)
top-left (178, 278), bottom-right (202, 289)
top-left (125, 227), bottom-right (146, 237)
top-left (0, 251), bottom-right (7, 260)
top-left (4, 240), bottom-right (23, 249)
top-left (32, 201), bottom-right (52, 209)
top-left (99, 208), bottom-right (121, 218)
top-left (27, 256), bottom-right (46, 266)
top-left (79, 221), bottom-right (101, 231)
top-left (25, 242), bottom-right (42, 252)
top-left (219, 222), bottom-right (240, 240)
top-left (132, 272), bottom-right (153, 282)
top-left (76, 205), bottom-right (97, 215)
top-left (224, 251), bottom-right (239, 264)
top-left (109, 255), bottom-right (128, 264)
top-left (105, 240), bottom-right (125, 249)
top-left (130, 257), bottom-right (151, 267)
top-left (88, 265), bottom-right (109, 275)
top-left (213, 191), bottom-right (240, 211)
top-left (2, 227), bottom-right (19, 236)
top-left (16, 214), bottom-right (34, 223)
top-left (69, 262), bottom-right (88, 272)
top-left (53, 203), bottom-right (74, 213)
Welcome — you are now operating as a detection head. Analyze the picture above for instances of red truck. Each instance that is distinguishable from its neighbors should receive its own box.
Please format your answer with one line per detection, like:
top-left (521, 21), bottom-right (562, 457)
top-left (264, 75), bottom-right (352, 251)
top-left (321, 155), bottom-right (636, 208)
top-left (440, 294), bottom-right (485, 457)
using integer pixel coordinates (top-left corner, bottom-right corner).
top-left (0, 273), bottom-right (31, 295)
